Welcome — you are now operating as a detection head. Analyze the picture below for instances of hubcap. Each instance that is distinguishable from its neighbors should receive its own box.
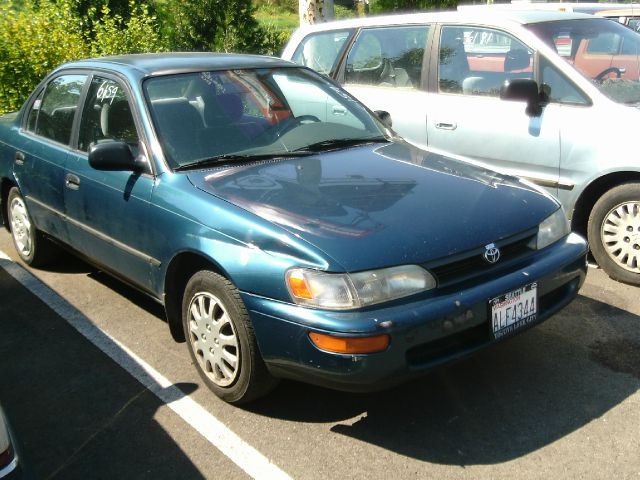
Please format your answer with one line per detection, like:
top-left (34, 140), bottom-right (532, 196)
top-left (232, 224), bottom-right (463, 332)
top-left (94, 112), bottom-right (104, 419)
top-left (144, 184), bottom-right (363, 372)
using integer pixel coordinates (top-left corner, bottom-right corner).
top-left (9, 196), bottom-right (32, 257)
top-left (187, 292), bottom-right (239, 387)
top-left (601, 201), bottom-right (640, 273)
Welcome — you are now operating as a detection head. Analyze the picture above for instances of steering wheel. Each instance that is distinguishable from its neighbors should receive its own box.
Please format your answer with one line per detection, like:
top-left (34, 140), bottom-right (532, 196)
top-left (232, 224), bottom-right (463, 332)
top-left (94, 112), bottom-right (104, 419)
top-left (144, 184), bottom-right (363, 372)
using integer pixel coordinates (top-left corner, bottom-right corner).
top-left (594, 67), bottom-right (623, 83)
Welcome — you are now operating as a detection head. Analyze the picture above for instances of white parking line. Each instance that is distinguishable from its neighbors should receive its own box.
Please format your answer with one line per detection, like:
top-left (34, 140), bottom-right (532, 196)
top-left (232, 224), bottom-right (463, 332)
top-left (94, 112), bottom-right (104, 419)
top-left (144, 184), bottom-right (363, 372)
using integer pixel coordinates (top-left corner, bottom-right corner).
top-left (0, 249), bottom-right (292, 480)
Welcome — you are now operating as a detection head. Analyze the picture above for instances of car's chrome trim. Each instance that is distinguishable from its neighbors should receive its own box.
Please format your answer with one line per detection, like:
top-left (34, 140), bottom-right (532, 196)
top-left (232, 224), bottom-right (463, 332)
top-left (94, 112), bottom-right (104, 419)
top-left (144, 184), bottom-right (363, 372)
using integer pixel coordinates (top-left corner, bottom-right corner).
top-left (520, 175), bottom-right (574, 191)
top-left (27, 196), bottom-right (162, 267)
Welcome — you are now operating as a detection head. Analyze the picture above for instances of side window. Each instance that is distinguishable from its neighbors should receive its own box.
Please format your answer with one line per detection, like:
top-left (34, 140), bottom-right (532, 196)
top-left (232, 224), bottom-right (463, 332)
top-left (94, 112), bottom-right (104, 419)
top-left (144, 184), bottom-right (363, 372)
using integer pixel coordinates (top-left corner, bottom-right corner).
top-left (540, 57), bottom-right (589, 105)
top-left (78, 76), bottom-right (139, 153)
top-left (439, 26), bottom-right (532, 96)
top-left (26, 74), bottom-right (87, 144)
top-left (586, 33), bottom-right (619, 54)
top-left (292, 30), bottom-right (352, 75)
top-left (345, 25), bottom-right (429, 89)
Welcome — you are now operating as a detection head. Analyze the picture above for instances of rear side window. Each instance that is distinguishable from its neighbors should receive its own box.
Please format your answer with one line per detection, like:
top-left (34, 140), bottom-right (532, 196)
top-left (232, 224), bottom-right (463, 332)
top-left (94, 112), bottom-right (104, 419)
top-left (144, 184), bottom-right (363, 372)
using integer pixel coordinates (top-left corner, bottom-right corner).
top-left (26, 74), bottom-right (87, 145)
top-left (292, 30), bottom-right (353, 75)
top-left (345, 25), bottom-right (429, 89)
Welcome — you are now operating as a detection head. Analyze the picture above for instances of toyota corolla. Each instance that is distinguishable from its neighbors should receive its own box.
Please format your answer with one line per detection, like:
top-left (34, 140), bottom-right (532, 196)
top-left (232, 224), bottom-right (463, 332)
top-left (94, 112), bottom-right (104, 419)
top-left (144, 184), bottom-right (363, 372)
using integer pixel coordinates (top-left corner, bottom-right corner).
top-left (0, 53), bottom-right (588, 403)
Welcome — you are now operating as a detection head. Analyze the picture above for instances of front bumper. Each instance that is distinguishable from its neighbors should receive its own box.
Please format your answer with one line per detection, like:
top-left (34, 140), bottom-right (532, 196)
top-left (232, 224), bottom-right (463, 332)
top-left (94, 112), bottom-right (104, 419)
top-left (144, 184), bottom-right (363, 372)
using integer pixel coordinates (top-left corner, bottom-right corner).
top-left (242, 233), bottom-right (588, 392)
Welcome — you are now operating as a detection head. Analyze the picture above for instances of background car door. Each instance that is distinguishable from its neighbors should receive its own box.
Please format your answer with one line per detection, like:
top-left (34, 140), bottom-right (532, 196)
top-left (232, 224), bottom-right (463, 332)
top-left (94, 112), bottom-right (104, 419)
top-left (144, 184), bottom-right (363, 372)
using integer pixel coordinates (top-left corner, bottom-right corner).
top-left (64, 74), bottom-right (156, 290)
top-left (16, 74), bottom-right (87, 241)
top-left (341, 25), bottom-right (432, 148)
top-left (425, 25), bottom-right (564, 196)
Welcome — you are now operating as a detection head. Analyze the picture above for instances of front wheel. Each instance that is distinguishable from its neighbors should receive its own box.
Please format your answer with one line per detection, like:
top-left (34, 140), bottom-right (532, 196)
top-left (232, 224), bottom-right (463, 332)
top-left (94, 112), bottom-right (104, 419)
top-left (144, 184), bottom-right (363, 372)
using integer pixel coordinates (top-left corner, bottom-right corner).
top-left (181, 270), bottom-right (278, 404)
top-left (588, 183), bottom-right (640, 285)
top-left (7, 187), bottom-right (57, 267)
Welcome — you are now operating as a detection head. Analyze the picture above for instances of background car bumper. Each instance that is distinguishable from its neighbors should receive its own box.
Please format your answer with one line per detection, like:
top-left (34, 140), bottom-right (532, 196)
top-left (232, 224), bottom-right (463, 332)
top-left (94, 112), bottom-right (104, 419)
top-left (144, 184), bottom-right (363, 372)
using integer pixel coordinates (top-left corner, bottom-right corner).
top-left (242, 233), bottom-right (588, 392)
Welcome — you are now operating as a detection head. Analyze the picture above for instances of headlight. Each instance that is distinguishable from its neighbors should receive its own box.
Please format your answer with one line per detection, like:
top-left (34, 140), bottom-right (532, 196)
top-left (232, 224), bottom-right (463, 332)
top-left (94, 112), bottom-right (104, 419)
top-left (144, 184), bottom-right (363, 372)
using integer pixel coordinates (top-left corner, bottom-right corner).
top-left (285, 265), bottom-right (436, 310)
top-left (534, 208), bottom-right (570, 250)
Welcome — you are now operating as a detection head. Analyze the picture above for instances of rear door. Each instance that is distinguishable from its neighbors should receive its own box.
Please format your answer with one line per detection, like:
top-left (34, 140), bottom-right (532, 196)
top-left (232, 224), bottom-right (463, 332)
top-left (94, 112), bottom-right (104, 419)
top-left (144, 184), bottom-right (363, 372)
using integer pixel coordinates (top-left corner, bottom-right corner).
top-left (15, 73), bottom-right (88, 241)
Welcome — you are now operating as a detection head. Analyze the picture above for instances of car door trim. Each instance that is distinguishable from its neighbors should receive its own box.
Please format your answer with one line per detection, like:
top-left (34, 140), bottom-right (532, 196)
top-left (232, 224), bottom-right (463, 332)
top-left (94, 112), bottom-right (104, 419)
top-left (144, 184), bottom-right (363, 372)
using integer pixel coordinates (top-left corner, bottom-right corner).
top-left (26, 195), bottom-right (162, 267)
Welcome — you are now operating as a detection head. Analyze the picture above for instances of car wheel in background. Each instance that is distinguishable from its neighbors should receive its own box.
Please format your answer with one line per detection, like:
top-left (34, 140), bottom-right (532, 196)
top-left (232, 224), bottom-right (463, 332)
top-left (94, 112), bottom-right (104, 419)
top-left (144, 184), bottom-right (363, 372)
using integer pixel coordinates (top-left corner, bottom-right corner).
top-left (182, 270), bottom-right (278, 404)
top-left (7, 186), bottom-right (57, 267)
top-left (588, 182), bottom-right (640, 285)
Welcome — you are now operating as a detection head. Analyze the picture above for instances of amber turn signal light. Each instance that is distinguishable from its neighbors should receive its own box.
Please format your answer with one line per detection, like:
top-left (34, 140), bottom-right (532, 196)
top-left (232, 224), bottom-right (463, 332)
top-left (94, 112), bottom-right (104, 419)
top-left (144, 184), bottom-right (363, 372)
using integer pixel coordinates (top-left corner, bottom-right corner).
top-left (308, 332), bottom-right (390, 354)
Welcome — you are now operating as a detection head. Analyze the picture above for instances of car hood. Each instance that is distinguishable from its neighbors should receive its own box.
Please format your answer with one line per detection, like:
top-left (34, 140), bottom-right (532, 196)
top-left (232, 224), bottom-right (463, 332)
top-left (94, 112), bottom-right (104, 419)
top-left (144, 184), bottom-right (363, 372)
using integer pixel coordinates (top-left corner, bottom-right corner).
top-left (188, 142), bottom-right (557, 271)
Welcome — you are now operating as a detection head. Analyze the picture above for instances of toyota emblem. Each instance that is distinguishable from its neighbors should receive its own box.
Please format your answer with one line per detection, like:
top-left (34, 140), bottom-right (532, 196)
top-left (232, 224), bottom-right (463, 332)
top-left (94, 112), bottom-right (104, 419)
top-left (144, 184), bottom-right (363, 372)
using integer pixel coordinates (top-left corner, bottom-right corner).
top-left (483, 243), bottom-right (501, 264)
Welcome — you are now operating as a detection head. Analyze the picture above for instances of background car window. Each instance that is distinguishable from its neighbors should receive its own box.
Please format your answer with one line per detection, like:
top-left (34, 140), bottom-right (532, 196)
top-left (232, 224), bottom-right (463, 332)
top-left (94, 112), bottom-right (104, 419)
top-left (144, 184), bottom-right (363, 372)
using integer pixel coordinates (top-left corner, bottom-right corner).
top-left (78, 76), bottom-right (139, 153)
top-left (26, 74), bottom-right (87, 144)
top-left (292, 30), bottom-right (352, 75)
top-left (345, 26), bottom-right (429, 89)
top-left (439, 26), bottom-right (532, 96)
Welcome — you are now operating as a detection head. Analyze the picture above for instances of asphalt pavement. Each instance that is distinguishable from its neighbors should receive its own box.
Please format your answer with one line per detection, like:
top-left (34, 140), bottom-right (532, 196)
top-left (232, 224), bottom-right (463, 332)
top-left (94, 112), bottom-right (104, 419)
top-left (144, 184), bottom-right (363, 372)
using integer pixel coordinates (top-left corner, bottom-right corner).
top-left (0, 227), bottom-right (638, 479)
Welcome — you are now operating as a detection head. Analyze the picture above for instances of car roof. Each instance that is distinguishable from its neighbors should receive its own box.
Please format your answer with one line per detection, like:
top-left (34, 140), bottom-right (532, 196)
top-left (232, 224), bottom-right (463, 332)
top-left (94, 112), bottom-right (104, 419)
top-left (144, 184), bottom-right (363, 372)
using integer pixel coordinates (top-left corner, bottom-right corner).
top-left (459, 2), bottom-right (640, 15)
top-left (291, 9), bottom-right (596, 32)
top-left (56, 52), bottom-right (296, 77)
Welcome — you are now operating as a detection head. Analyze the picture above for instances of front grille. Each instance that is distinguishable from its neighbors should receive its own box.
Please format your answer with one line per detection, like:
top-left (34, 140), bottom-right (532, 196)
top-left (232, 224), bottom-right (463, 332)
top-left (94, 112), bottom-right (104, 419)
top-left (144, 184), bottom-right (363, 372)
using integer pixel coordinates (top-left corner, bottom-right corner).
top-left (427, 229), bottom-right (537, 288)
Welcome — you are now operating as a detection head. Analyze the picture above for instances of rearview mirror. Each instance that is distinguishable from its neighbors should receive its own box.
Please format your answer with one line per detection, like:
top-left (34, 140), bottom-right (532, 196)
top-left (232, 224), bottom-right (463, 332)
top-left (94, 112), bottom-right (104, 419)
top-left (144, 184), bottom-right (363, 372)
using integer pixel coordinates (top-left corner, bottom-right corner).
top-left (89, 141), bottom-right (145, 172)
top-left (375, 110), bottom-right (393, 129)
top-left (500, 79), bottom-right (543, 117)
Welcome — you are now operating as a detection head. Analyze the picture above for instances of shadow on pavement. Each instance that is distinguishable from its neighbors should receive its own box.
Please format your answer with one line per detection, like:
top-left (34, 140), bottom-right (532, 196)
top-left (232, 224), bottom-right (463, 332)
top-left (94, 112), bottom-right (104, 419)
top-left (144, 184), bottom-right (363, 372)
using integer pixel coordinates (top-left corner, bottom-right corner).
top-left (0, 267), bottom-right (204, 479)
top-left (249, 294), bottom-right (640, 466)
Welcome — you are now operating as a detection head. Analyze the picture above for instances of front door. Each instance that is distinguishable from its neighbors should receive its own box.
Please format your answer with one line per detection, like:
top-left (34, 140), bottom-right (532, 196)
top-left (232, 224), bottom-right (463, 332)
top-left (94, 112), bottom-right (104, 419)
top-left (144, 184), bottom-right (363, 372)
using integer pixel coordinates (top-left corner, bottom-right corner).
top-left (64, 74), bottom-right (156, 290)
top-left (426, 25), bottom-right (563, 196)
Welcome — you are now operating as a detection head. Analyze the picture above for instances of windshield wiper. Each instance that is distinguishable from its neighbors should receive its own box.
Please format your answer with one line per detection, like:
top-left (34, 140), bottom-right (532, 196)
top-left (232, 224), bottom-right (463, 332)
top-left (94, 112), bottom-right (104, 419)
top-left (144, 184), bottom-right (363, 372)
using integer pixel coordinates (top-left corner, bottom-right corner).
top-left (294, 136), bottom-right (389, 153)
top-left (173, 151), bottom-right (313, 172)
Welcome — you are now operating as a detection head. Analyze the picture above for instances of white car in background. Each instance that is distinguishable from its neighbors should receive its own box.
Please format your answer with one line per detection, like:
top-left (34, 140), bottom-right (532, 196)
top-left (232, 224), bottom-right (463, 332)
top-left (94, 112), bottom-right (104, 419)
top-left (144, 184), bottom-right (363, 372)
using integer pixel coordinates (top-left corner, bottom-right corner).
top-left (283, 10), bottom-right (640, 285)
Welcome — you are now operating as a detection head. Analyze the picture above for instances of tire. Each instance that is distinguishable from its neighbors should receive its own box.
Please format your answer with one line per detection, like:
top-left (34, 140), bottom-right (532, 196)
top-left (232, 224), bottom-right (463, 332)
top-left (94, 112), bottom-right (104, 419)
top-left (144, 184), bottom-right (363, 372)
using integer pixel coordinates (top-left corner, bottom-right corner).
top-left (181, 270), bottom-right (278, 404)
top-left (588, 182), bottom-right (640, 285)
top-left (6, 187), bottom-right (57, 267)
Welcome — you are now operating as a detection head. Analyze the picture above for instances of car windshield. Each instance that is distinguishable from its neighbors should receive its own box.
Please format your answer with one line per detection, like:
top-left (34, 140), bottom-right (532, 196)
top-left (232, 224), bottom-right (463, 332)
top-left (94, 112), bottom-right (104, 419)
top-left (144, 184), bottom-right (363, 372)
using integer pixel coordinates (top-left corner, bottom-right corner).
top-left (526, 18), bottom-right (640, 104)
top-left (143, 67), bottom-right (387, 169)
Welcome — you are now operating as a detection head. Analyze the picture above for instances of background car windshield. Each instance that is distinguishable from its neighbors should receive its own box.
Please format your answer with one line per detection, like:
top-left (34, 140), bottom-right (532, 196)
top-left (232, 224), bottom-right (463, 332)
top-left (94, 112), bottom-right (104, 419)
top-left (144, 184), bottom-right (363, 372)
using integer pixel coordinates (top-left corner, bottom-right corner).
top-left (527, 18), bottom-right (640, 104)
top-left (144, 67), bottom-right (384, 168)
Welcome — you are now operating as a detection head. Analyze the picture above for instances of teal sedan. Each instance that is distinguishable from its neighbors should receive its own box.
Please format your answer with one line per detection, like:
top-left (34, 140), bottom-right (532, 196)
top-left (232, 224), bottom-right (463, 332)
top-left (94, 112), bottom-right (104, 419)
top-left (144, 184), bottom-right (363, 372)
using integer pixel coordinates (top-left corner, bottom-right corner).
top-left (0, 53), bottom-right (587, 403)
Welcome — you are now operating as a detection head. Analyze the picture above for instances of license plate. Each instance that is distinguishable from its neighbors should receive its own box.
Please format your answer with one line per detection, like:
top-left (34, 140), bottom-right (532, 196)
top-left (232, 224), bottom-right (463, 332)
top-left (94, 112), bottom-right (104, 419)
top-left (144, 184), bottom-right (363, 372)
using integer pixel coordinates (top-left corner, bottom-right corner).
top-left (490, 283), bottom-right (538, 339)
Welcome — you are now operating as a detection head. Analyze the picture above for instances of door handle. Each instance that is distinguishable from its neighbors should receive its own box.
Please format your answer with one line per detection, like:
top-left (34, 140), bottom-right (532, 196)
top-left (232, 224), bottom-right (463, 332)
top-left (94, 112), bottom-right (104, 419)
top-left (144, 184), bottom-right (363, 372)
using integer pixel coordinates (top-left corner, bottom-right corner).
top-left (14, 151), bottom-right (25, 166)
top-left (435, 122), bottom-right (457, 130)
top-left (332, 106), bottom-right (347, 116)
top-left (65, 173), bottom-right (80, 190)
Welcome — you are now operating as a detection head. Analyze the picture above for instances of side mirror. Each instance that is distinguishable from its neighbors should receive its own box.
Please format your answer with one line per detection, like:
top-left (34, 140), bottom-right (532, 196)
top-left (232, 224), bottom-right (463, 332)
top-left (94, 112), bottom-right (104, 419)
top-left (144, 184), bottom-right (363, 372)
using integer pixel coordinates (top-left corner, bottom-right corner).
top-left (375, 110), bottom-right (393, 129)
top-left (88, 141), bottom-right (145, 172)
top-left (500, 79), bottom-right (543, 117)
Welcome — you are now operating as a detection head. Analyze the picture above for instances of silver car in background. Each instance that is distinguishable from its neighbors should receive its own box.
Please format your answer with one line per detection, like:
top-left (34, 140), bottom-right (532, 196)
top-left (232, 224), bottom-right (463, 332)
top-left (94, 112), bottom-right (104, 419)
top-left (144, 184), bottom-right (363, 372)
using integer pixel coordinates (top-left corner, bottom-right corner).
top-left (283, 10), bottom-right (640, 285)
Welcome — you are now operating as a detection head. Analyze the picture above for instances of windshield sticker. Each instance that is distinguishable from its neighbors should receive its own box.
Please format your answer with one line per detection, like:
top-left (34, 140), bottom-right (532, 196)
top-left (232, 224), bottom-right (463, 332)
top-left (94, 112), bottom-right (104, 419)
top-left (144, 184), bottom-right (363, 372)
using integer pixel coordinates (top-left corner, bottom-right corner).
top-left (33, 99), bottom-right (41, 110)
top-left (97, 81), bottom-right (119, 104)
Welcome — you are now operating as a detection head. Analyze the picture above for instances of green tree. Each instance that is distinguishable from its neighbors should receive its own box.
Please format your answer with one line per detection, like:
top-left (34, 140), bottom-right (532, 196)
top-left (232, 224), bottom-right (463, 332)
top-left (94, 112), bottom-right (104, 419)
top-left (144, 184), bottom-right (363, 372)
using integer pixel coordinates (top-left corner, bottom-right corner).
top-left (159, 0), bottom-right (263, 53)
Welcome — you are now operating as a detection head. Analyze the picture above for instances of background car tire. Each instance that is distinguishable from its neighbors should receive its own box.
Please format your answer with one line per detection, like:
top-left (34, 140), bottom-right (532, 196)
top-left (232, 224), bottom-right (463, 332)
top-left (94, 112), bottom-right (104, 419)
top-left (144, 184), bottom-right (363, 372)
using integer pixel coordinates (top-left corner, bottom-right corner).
top-left (7, 187), bottom-right (57, 267)
top-left (588, 182), bottom-right (640, 285)
top-left (182, 270), bottom-right (278, 404)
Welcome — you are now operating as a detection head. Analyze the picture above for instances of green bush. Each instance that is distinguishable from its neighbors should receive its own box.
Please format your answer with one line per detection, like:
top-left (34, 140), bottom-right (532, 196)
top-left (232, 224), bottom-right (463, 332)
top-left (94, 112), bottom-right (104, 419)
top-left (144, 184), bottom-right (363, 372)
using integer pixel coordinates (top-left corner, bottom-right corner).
top-left (258, 23), bottom-right (294, 57)
top-left (0, 0), bottom-right (86, 115)
top-left (88, 3), bottom-right (166, 57)
top-left (0, 0), bottom-right (163, 115)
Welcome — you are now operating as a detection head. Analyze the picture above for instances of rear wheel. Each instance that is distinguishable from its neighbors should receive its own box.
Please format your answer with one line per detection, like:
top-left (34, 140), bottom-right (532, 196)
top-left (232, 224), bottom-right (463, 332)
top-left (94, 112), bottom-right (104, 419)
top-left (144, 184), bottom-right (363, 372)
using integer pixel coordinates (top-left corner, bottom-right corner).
top-left (588, 183), bottom-right (640, 285)
top-left (182, 270), bottom-right (278, 404)
top-left (7, 187), bottom-right (57, 267)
